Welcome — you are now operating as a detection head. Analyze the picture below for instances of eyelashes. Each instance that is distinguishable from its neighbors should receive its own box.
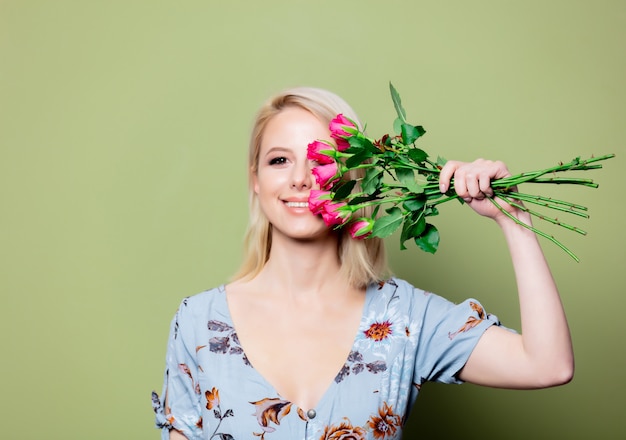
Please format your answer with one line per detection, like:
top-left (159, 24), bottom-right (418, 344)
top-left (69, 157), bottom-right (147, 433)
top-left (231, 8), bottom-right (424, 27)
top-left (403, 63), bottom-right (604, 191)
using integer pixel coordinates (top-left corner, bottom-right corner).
top-left (269, 156), bottom-right (287, 166)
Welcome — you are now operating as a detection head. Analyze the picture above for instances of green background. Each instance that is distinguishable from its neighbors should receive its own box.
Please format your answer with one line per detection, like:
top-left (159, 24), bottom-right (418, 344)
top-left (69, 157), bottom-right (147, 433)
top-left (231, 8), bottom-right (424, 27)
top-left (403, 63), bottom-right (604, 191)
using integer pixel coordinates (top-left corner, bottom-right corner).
top-left (1, 1), bottom-right (624, 439)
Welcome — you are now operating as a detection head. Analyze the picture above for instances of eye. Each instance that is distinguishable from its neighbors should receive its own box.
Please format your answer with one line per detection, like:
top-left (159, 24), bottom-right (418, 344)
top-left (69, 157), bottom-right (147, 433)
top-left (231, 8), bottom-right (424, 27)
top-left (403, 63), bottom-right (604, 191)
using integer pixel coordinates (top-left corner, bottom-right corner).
top-left (269, 156), bottom-right (287, 166)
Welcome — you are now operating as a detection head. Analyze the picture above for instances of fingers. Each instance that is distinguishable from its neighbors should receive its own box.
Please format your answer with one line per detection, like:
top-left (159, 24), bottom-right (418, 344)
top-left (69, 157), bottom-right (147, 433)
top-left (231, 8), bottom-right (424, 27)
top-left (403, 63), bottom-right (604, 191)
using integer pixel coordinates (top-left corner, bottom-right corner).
top-left (438, 160), bottom-right (459, 194)
top-left (440, 159), bottom-right (510, 201)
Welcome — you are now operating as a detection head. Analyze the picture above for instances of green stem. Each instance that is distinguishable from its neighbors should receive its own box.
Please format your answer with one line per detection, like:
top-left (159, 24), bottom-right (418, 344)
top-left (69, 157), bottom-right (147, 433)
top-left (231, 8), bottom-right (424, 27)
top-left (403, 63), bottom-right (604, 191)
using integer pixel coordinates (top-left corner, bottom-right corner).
top-left (500, 192), bottom-right (589, 218)
top-left (487, 198), bottom-right (580, 262)
top-left (498, 195), bottom-right (587, 235)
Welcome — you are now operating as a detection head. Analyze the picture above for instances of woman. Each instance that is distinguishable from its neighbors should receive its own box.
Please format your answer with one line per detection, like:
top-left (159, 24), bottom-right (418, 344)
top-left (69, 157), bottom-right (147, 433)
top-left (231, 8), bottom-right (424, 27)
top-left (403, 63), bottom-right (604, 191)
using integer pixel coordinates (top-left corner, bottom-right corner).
top-left (153, 87), bottom-right (574, 439)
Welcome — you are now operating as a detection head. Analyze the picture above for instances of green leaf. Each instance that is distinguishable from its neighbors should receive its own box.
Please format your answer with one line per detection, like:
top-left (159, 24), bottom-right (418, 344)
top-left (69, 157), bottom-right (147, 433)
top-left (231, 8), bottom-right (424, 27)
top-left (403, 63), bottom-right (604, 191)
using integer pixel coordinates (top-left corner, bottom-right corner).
top-left (389, 82), bottom-right (407, 124)
top-left (408, 148), bottom-right (428, 163)
top-left (400, 212), bottom-right (426, 249)
top-left (344, 145), bottom-right (364, 156)
top-left (401, 124), bottom-right (425, 145)
top-left (425, 205), bottom-right (440, 217)
top-left (332, 180), bottom-right (357, 200)
top-left (393, 118), bottom-right (402, 135)
top-left (347, 135), bottom-right (377, 153)
top-left (371, 207), bottom-right (403, 239)
top-left (402, 197), bottom-right (425, 212)
top-left (400, 223), bottom-right (410, 250)
top-left (395, 167), bottom-right (412, 183)
top-left (395, 168), bottom-right (424, 194)
top-left (362, 168), bottom-right (382, 194)
top-left (346, 150), bottom-right (373, 168)
top-left (348, 194), bottom-right (379, 205)
top-left (414, 223), bottom-right (440, 254)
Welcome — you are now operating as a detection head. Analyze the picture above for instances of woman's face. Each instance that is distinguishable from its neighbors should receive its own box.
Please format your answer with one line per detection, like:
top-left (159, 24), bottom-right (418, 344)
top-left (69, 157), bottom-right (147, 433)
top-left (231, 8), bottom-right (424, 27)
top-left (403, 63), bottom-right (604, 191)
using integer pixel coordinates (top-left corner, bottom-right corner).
top-left (253, 106), bottom-right (332, 242)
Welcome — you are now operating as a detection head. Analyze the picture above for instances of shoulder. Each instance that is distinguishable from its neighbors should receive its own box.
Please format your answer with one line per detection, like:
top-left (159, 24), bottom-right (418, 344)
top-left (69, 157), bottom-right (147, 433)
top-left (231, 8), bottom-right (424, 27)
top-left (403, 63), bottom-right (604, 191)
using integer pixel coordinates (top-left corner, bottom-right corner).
top-left (173, 285), bottom-right (228, 326)
top-left (374, 277), bottom-right (432, 303)
top-left (180, 285), bottom-right (225, 308)
top-left (374, 277), bottom-right (465, 318)
top-left (165, 285), bottom-right (231, 345)
top-left (366, 277), bottom-right (435, 321)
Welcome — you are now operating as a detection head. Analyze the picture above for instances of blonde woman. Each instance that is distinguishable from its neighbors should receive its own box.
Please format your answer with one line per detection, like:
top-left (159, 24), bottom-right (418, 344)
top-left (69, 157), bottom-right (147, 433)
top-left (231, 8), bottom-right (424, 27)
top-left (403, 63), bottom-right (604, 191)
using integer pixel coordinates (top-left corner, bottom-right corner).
top-left (153, 87), bottom-right (574, 440)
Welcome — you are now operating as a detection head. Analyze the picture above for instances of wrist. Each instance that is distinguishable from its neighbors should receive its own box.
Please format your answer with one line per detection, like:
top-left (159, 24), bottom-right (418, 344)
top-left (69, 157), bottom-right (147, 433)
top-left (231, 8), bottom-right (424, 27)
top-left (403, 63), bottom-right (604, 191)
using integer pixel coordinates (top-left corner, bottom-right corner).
top-left (495, 208), bottom-right (534, 234)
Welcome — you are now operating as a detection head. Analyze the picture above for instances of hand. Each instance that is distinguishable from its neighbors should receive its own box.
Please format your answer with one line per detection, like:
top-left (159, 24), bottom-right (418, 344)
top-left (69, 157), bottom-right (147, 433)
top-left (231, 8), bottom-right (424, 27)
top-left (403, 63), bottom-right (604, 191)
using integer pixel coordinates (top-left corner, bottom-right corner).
top-left (438, 159), bottom-right (521, 222)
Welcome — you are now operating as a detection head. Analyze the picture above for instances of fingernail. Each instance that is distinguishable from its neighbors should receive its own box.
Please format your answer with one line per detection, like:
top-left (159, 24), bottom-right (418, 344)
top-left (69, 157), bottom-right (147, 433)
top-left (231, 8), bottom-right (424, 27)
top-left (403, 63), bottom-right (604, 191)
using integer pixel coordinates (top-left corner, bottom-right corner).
top-left (439, 184), bottom-right (446, 193)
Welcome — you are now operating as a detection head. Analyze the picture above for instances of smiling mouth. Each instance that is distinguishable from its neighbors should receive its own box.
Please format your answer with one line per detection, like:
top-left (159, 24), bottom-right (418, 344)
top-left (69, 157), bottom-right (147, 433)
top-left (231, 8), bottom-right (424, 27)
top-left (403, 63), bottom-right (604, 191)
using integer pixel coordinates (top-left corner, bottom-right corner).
top-left (284, 201), bottom-right (309, 208)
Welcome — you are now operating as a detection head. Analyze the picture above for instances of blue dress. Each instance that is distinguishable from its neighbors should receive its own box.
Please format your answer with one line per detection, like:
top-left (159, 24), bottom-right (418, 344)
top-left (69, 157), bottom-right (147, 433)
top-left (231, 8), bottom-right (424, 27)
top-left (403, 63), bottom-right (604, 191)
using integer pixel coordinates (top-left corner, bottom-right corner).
top-left (152, 278), bottom-right (502, 439)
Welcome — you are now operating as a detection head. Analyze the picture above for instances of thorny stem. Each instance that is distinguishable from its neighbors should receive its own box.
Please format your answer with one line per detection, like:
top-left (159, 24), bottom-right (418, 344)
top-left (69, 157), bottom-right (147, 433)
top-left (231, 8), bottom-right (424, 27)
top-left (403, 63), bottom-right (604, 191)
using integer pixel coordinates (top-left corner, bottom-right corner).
top-left (498, 195), bottom-right (587, 235)
top-left (487, 197), bottom-right (580, 262)
top-left (503, 192), bottom-right (589, 218)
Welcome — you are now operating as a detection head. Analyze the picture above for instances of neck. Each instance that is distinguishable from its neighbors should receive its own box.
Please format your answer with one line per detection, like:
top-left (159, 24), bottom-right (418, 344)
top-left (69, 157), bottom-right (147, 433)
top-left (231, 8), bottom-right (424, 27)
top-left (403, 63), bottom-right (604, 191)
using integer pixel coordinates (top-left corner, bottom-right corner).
top-left (258, 232), bottom-right (346, 298)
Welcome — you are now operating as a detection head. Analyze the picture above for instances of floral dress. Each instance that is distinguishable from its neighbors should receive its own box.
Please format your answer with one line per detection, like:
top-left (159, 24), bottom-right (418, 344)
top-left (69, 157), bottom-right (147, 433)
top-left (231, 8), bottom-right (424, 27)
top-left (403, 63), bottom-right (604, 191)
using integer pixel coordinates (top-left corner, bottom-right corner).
top-left (152, 278), bottom-right (503, 439)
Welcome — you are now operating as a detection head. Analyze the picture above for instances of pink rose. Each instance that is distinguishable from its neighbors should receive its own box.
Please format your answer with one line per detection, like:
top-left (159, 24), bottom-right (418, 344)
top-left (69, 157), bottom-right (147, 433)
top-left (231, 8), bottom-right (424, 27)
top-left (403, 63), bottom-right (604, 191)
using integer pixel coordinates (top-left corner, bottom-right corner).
top-left (321, 201), bottom-right (350, 227)
top-left (311, 162), bottom-right (339, 189)
top-left (329, 114), bottom-right (357, 152)
top-left (308, 190), bottom-right (331, 215)
top-left (307, 140), bottom-right (335, 165)
top-left (347, 218), bottom-right (374, 239)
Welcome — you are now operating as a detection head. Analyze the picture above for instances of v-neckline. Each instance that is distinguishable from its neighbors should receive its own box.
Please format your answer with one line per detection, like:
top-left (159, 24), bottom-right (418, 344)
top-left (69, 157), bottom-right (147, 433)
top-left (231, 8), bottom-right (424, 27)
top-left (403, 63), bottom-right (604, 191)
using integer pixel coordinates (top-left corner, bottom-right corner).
top-left (220, 282), bottom-right (374, 413)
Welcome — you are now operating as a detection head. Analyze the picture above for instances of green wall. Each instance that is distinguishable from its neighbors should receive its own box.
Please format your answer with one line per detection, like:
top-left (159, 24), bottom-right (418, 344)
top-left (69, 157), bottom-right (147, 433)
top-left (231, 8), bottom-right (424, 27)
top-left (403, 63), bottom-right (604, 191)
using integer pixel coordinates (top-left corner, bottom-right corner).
top-left (1, 1), bottom-right (624, 438)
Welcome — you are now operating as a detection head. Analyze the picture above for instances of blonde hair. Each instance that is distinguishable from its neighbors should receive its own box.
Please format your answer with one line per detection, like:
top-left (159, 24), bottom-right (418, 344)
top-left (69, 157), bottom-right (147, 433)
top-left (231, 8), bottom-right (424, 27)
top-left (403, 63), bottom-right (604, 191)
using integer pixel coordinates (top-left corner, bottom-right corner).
top-left (233, 87), bottom-right (388, 289)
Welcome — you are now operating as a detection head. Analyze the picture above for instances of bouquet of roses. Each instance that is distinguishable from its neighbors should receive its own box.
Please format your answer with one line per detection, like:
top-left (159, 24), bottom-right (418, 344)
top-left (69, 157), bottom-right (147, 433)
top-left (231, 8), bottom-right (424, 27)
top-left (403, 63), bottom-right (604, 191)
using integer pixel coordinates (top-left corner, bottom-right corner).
top-left (307, 83), bottom-right (615, 261)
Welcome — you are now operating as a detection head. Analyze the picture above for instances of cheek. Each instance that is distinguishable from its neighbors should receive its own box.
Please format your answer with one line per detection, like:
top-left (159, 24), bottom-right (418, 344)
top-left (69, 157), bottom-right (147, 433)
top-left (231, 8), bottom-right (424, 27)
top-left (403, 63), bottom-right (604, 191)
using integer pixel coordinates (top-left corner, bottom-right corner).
top-left (256, 169), bottom-right (289, 194)
top-left (253, 170), bottom-right (274, 195)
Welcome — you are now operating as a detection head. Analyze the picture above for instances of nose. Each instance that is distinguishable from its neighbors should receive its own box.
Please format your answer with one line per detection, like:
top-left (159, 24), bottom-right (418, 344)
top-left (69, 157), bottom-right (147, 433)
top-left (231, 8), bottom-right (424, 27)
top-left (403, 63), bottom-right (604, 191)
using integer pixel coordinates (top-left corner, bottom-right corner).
top-left (290, 160), bottom-right (313, 190)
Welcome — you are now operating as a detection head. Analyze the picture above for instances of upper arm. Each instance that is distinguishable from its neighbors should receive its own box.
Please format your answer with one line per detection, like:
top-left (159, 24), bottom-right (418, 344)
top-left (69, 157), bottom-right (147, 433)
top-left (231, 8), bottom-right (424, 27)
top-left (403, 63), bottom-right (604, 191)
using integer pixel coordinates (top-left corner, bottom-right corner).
top-left (458, 326), bottom-right (572, 389)
top-left (458, 326), bottom-right (529, 388)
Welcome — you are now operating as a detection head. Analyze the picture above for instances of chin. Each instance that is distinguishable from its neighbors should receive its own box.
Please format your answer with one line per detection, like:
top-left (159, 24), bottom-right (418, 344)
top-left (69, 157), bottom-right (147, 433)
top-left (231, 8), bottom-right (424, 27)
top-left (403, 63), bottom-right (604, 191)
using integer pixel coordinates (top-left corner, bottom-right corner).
top-left (275, 226), bottom-right (338, 243)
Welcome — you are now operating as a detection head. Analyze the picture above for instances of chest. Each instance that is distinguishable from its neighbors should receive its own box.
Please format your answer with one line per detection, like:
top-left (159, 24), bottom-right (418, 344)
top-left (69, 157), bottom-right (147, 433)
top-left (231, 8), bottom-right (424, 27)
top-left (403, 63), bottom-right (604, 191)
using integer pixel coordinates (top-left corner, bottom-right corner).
top-left (194, 337), bottom-right (408, 440)
top-left (228, 296), bottom-right (365, 410)
top-left (189, 285), bottom-right (422, 439)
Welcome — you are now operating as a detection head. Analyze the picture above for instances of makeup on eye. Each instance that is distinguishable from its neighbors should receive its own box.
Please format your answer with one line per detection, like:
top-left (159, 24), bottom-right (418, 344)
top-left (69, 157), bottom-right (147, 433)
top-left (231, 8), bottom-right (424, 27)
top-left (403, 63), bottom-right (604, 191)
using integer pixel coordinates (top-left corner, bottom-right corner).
top-left (262, 142), bottom-right (321, 172)
top-left (263, 146), bottom-right (292, 167)
top-left (269, 156), bottom-right (288, 166)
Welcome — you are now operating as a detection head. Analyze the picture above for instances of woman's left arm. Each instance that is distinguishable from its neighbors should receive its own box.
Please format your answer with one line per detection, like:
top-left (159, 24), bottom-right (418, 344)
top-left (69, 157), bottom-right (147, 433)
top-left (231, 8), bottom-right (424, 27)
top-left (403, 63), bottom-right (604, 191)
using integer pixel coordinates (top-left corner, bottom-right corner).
top-left (439, 159), bottom-right (574, 389)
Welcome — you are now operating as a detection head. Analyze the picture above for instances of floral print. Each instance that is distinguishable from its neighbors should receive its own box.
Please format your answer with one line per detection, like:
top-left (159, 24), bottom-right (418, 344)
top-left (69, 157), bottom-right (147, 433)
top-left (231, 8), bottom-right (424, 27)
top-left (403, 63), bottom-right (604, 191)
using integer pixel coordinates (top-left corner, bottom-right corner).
top-left (365, 403), bottom-right (402, 439)
top-left (320, 419), bottom-right (367, 439)
top-left (205, 387), bottom-right (220, 410)
top-left (204, 387), bottom-right (234, 439)
top-left (196, 319), bottom-right (251, 366)
top-left (154, 279), bottom-right (503, 439)
top-left (334, 350), bottom-right (387, 384)
top-left (363, 321), bottom-right (393, 341)
top-left (353, 279), bottom-right (405, 358)
top-left (251, 397), bottom-right (295, 438)
top-left (318, 402), bottom-right (402, 440)
top-left (448, 301), bottom-right (486, 340)
top-left (179, 363), bottom-right (201, 394)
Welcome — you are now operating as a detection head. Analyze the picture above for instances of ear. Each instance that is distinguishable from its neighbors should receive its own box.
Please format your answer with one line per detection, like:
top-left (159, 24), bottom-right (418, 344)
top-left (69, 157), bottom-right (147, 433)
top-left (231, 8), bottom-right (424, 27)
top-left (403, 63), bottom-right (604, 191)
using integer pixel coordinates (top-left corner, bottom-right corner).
top-left (251, 167), bottom-right (259, 194)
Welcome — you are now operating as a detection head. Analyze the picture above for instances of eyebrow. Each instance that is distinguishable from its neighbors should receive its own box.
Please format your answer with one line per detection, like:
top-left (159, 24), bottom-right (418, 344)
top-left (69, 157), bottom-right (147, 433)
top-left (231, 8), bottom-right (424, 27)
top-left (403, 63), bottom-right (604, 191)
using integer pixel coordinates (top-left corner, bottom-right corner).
top-left (263, 146), bottom-right (291, 157)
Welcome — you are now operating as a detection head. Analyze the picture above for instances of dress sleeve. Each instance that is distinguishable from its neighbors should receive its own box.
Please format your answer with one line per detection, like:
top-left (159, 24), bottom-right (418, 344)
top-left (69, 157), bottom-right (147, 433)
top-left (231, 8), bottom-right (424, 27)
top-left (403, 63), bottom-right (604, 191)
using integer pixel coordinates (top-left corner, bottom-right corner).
top-left (153, 299), bottom-right (204, 440)
top-left (414, 295), bottom-right (503, 385)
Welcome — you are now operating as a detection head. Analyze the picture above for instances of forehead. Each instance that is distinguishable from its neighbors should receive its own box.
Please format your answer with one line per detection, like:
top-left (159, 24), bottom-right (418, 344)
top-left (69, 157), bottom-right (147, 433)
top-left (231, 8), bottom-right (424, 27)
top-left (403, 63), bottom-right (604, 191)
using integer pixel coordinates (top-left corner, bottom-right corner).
top-left (260, 107), bottom-right (329, 151)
